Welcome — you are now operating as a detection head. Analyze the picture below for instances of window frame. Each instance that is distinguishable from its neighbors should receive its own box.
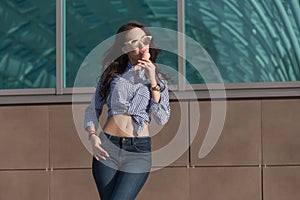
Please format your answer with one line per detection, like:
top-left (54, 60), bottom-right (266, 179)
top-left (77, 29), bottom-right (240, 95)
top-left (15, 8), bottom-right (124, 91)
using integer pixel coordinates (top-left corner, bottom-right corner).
top-left (0, 0), bottom-right (299, 104)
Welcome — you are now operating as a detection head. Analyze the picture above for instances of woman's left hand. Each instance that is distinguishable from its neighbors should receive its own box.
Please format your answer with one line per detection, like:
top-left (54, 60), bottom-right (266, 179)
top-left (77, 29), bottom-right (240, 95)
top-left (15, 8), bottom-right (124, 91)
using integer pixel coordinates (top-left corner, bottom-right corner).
top-left (137, 58), bottom-right (157, 85)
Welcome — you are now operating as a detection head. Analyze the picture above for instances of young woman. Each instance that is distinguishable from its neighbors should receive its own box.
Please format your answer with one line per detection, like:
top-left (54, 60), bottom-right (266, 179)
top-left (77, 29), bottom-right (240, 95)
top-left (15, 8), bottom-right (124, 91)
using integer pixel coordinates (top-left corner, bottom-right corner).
top-left (84, 22), bottom-right (171, 200)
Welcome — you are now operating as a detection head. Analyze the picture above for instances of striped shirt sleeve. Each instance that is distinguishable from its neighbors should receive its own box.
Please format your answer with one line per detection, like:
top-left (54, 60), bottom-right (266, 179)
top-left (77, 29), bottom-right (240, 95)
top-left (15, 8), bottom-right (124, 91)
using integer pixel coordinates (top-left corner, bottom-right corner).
top-left (84, 80), bottom-right (104, 131)
top-left (149, 80), bottom-right (171, 125)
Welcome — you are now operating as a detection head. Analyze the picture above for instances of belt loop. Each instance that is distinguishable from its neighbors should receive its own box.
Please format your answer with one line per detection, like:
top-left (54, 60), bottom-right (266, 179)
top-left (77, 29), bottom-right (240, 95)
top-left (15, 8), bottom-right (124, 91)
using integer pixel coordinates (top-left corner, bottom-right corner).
top-left (132, 137), bottom-right (135, 145)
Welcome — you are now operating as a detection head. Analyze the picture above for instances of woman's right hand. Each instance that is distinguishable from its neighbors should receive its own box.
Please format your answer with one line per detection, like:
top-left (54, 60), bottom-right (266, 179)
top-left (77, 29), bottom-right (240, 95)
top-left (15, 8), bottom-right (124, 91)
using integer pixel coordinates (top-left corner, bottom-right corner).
top-left (89, 134), bottom-right (110, 160)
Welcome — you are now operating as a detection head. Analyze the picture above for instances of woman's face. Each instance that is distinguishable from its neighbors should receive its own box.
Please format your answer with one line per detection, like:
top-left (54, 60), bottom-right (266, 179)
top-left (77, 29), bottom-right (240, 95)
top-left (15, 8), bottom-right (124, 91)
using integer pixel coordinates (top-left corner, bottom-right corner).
top-left (122, 28), bottom-right (151, 64)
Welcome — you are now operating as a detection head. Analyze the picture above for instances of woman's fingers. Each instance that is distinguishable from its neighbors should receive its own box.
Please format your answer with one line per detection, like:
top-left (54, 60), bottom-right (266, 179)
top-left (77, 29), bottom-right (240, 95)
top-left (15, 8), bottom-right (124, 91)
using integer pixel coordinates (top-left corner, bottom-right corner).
top-left (93, 151), bottom-right (107, 161)
top-left (137, 59), bottom-right (150, 65)
top-left (138, 60), bottom-right (155, 71)
top-left (93, 144), bottom-right (109, 160)
top-left (94, 154), bottom-right (107, 161)
top-left (97, 145), bottom-right (110, 157)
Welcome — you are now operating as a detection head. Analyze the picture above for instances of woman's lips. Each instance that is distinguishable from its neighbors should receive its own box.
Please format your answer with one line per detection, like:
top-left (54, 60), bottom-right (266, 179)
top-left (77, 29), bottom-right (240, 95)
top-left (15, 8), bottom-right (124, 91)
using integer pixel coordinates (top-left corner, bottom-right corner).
top-left (139, 49), bottom-right (147, 54)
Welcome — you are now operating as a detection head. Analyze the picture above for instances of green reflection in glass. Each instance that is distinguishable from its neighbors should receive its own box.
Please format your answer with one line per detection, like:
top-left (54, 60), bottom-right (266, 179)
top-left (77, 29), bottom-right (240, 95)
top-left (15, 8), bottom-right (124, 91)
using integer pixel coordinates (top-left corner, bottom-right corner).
top-left (0, 0), bottom-right (56, 89)
top-left (185, 0), bottom-right (300, 84)
top-left (66, 0), bottom-right (178, 88)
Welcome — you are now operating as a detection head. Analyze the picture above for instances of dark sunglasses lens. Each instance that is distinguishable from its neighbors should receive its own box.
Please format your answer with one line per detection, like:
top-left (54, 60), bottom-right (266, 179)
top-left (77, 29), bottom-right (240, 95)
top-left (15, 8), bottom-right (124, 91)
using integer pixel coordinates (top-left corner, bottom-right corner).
top-left (142, 37), bottom-right (151, 45)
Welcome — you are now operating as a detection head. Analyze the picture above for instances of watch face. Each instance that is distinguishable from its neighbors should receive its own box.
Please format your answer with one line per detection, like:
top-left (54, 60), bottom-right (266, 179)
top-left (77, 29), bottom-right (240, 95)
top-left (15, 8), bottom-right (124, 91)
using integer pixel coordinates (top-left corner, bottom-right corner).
top-left (152, 84), bottom-right (160, 91)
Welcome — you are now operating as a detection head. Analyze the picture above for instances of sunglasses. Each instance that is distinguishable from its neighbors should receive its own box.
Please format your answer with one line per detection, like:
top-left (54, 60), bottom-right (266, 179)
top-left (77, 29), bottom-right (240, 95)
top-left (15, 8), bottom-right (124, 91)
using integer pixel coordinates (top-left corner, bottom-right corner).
top-left (124, 35), bottom-right (152, 48)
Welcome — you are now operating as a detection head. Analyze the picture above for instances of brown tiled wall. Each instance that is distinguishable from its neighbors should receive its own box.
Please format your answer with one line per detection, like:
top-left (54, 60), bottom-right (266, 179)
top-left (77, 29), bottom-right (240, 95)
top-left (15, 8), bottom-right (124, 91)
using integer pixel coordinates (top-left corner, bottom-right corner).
top-left (0, 99), bottom-right (299, 200)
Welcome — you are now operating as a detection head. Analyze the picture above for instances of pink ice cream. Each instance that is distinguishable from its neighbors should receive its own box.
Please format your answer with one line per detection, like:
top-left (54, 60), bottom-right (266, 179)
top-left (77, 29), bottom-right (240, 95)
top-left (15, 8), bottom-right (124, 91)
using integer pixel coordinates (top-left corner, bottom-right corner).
top-left (140, 48), bottom-right (150, 60)
top-left (142, 52), bottom-right (150, 60)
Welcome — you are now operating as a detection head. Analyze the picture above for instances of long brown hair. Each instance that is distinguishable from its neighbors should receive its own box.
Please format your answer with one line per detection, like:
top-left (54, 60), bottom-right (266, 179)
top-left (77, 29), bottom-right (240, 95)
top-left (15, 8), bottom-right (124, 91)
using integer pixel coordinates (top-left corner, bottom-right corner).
top-left (98, 21), bottom-right (161, 102)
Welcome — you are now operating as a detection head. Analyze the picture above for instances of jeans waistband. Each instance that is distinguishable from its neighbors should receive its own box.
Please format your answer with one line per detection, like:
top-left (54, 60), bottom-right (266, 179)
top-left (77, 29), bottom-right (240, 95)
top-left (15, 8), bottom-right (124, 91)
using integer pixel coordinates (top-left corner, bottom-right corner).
top-left (101, 132), bottom-right (151, 144)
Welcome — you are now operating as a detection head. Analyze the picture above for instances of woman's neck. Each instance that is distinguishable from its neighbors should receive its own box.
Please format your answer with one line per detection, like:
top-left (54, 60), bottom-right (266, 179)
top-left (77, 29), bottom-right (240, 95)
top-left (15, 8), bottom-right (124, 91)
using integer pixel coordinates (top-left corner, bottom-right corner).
top-left (128, 57), bottom-right (138, 65)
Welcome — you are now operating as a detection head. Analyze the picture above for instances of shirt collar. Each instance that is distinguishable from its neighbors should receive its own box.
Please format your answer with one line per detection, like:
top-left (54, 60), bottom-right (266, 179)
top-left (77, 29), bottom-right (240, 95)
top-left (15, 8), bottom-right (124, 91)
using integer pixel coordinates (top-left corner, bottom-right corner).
top-left (127, 61), bottom-right (135, 70)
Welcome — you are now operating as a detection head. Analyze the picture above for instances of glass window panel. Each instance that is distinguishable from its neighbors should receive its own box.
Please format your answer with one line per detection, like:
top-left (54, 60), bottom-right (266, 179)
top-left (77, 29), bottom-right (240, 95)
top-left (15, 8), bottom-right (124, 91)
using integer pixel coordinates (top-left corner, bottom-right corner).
top-left (185, 0), bottom-right (300, 84)
top-left (0, 0), bottom-right (56, 89)
top-left (66, 0), bottom-right (178, 88)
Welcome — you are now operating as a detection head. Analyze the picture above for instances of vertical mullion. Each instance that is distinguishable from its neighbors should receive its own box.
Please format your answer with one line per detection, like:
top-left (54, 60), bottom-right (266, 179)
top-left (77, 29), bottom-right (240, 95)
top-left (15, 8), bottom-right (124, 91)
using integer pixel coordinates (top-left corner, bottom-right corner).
top-left (56, 0), bottom-right (64, 94)
top-left (178, 0), bottom-right (185, 91)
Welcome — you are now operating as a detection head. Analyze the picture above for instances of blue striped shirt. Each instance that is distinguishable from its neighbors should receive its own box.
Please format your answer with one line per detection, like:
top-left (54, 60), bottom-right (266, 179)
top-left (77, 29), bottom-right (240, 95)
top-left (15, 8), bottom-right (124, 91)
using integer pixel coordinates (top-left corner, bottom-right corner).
top-left (84, 62), bottom-right (171, 135)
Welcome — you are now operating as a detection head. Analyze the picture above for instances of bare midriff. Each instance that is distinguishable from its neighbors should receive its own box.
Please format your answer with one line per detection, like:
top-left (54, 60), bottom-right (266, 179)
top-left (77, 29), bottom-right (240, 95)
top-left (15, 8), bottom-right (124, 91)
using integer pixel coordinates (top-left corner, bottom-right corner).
top-left (103, 114), bottom-right (149, 137)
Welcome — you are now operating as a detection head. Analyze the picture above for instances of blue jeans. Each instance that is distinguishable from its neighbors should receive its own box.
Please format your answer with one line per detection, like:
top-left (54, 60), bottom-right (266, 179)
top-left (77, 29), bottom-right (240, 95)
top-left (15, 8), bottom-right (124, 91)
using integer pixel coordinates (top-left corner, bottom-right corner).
top-left (92, 132), bottom-right (152, 200)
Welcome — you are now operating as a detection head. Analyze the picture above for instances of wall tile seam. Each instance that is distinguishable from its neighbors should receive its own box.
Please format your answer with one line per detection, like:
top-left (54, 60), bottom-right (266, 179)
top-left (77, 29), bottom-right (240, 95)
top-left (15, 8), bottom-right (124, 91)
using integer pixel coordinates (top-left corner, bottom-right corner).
top-left (3, 164), bottom-right (300, 172)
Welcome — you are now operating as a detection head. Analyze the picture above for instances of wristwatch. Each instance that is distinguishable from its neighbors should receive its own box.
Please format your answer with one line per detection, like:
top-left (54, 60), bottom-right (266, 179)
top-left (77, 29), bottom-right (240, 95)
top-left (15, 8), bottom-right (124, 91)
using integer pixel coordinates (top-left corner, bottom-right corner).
top-left (151, 84), bottom-right (161, 91)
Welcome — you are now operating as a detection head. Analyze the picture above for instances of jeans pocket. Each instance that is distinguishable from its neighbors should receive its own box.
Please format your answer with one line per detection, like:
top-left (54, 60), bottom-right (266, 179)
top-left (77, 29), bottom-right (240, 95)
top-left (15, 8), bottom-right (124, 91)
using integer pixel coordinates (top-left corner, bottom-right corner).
top-left (133, 142), bottom-right (151, 153)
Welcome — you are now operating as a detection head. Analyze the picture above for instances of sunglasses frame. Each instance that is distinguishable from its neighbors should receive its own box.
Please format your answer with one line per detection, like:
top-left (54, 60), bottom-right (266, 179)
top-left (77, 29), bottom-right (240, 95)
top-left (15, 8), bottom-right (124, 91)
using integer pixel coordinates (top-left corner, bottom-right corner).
top-left (123, 35), bottom-right (152, 48)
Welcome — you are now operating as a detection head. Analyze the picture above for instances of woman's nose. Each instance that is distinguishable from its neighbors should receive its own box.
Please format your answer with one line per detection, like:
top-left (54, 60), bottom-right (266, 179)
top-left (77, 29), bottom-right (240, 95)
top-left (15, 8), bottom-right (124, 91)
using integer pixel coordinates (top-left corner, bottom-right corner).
top-left (138, 41), bottom-right (145, 49)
